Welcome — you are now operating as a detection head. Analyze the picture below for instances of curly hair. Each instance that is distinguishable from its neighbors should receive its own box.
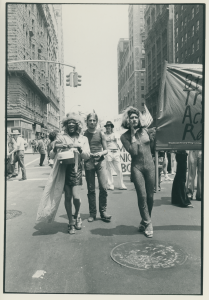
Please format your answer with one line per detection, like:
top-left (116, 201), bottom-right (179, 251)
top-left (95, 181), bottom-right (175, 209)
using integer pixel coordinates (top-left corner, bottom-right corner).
top-left (48, 131), bottom-right (58, 142)
top-left (121, 106), bottom-right (140, 129)
top-left (121, 106), bottom-right (149, 129)
top-left (61, 112), bottom-right (84, 134)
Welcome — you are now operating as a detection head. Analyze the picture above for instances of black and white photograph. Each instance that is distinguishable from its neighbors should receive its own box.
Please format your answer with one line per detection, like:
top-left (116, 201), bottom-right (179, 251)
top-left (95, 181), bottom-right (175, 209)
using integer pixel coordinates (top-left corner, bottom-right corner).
top-left (3, 0), bottom-right (206, 296)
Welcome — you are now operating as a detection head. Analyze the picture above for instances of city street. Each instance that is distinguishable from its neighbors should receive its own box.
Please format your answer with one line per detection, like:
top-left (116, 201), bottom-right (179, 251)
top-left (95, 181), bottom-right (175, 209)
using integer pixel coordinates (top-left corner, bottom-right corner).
top-left (5, 154), bottom-right (202, 294)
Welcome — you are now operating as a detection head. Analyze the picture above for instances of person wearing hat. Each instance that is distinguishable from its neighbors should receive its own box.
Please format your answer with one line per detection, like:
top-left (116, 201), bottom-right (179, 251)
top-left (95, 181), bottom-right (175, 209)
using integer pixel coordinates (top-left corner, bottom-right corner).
top-left (11, 130), bottom-right (27, 181)
top-left (104, 121), bottom-right (127, 190)
top-left (38, 133), bottom-right (47, 166)
top-left (7, 129), bottom-right (16, 178)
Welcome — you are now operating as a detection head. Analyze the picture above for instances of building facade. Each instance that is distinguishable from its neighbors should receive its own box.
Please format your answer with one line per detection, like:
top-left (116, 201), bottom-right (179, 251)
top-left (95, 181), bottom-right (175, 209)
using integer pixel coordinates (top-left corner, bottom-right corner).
top-left (174, 4), bottom-right (204, 64)
top-left (54, 5), bottom-right (65, 127)
top-left (117, 5), bottom-right (146, 114)
top-left (7, 4), bottom-right (64, 145)
top-left (144, 4), bottom-right (174, 126)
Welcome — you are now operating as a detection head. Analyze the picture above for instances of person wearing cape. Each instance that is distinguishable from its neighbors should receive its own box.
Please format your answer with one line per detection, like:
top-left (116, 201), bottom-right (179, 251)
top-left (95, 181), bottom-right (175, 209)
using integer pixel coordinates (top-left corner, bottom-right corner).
top-left (36, 112), bottom-right (90, 234)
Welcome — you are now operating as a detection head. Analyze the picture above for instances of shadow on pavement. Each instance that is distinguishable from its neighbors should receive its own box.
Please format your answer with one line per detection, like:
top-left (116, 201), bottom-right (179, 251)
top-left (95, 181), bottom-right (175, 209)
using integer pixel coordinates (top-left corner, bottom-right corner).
top-left (32, 222), bottom-right (68, 235)
top-left (90, 224), bottom-right (201, 237)
top-left (90, 225), bottom-right (138, 236)
top-left (154, 197), bottom-right (171, 206)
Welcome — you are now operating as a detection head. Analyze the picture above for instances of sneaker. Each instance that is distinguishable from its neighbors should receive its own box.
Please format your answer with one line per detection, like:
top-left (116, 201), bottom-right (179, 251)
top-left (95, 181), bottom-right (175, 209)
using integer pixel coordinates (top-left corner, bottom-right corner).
top-left (68, 225), bottom-right (75, 234)
top-left (107, 186), bottom-right (114, 190)
top-left (88, 215), bottom-right (96, 222)
top-left (119, 186), bottom-right (127, 190)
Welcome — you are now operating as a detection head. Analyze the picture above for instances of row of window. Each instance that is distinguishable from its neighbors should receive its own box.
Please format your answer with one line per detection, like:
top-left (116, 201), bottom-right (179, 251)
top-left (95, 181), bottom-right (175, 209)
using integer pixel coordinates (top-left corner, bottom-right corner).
top-left (175, 5), bottom-right (199, 21)
top-left (176, 39), bottom-right (199, 52)
top-left (175, 20), bottom-right (199, 36)
top-left (119, 58), bottom-right (145, 88)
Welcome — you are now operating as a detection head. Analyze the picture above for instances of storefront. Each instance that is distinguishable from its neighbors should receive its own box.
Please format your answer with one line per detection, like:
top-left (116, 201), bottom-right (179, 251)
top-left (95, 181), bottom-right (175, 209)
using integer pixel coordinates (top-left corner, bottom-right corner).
top-left (7, 119), bottom-right (45, 150)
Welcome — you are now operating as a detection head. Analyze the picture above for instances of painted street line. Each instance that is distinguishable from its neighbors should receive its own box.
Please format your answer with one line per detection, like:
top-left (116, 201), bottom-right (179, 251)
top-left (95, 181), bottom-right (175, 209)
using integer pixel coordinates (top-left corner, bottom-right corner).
top-left (25, 158), bottom-right (39, 167)
top-left (32, 270), bottom-right (46, 279)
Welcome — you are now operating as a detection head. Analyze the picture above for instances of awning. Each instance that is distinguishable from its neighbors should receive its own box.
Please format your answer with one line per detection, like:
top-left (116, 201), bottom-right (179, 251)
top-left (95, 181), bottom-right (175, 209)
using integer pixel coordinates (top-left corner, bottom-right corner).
top-left (156, 62), bottom-right (203, 150)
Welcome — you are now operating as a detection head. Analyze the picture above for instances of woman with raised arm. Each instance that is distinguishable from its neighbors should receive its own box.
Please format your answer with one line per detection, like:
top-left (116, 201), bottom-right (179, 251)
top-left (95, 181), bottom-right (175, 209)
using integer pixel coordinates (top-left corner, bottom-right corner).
top-left (120, 106), bottom-right (155, 238)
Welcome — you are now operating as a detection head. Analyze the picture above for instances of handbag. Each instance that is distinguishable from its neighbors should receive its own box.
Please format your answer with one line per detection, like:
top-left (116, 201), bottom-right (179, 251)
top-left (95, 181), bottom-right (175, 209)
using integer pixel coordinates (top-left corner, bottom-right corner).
top-left (57, 148), bottom-right (75, 164)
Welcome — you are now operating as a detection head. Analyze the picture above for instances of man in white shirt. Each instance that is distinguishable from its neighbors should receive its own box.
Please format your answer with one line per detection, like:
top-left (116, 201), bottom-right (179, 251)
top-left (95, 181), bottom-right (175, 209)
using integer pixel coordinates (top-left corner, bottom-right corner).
top-left (11, 130), bottom-right (27, 181)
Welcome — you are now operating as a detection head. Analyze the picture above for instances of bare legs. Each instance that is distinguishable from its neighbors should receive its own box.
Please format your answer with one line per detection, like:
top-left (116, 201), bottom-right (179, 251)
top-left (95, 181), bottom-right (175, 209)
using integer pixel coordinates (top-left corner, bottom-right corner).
top-left (64, 185), bottom-right (81, 225)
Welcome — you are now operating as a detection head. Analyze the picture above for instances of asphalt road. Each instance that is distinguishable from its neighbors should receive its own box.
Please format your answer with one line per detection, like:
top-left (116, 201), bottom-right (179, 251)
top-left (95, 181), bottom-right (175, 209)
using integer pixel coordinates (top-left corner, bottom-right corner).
top-left (5, 154), bottom-right (202, 294)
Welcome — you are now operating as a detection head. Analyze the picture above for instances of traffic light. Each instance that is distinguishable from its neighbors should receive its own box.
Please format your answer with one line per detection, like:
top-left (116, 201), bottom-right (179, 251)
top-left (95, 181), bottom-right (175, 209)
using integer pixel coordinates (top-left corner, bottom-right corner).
top-left (66, 72), bottom-right (74, 86)
top-left (73, 72), bottom-right (82, 87)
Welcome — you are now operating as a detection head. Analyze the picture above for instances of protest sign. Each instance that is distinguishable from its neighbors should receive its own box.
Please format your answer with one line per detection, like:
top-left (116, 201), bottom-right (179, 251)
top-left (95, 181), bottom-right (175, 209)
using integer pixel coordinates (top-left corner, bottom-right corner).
top-left (156, 62), bottom-right (203, 150)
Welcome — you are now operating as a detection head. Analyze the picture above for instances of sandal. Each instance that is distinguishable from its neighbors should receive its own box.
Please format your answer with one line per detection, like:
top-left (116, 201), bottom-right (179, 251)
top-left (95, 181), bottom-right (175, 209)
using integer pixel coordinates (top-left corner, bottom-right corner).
top-left (68, 224), bottom-right (75, 234)
top-left (74, 217), bottom-right (82, 230)
top-left (144, 223), bottom-right (153, 238)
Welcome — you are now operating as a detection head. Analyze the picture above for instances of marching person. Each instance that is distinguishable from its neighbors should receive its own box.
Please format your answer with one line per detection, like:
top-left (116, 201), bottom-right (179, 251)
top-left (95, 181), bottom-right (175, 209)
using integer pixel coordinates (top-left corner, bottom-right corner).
top-left (84, 112), bottom-right (112, 222)
top-left (38, 134), bottom-right (46, 166)
top-left (172, 150), bottom-right (193, 208)
top-left (104, 121), bottom-right (127, 190)
top-left (47, 131), bottom-right (58, 168)
top-left (11, 130), bottom-right (27, 181)
top-left (163, 152), bottom-right (172, 181)
top-left (36, 112), bottom-right (90, 234)
top-left (186, 150), bottom-right (202, 201)
top-left (32, 138), bottom-right (37, 154)
top-left (120, 106), bottom-right (155, 238)
top-left (7, 130), bottom-right (16, 179)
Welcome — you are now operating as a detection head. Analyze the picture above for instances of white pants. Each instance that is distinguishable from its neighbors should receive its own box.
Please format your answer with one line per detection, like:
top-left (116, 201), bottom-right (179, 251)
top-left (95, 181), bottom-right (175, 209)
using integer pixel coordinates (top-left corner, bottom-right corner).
top-left (186, 150), bottom-right (202, 199)
top-left (171, 152), bottom-right (176, 174)
top-left (105, 150), bottom-right (127, 189)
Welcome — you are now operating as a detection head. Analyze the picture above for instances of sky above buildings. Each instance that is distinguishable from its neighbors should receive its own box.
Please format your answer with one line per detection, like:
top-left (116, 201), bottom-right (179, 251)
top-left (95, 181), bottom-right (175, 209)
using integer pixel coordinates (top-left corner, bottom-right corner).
top-left (62, 4), bottom-right (129, 121)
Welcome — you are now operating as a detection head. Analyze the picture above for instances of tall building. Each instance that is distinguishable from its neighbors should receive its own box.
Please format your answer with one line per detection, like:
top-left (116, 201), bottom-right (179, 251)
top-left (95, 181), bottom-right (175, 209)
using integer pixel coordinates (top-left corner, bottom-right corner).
top-left (174, 4), bottom-right (204, 64)
top-left (144, 5), bottom-right (174, 126)
top-left (7, 4), bottom-right (64, 144)
top-left (54, 5), bottom-right (65, 127)
top-left (117, 5), bottom-right (146, 114)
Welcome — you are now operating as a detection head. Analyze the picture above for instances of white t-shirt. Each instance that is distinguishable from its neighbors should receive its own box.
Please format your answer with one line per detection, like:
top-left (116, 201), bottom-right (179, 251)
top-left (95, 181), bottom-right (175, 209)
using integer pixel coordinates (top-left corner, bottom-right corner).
top-left (16, 136), bottom-right (25, 151)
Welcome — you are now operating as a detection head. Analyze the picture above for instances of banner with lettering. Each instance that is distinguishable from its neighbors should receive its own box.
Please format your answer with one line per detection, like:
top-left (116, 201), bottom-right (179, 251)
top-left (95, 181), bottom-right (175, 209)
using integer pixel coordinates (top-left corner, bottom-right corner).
top-left (156, 63), bottom-right (203, 150)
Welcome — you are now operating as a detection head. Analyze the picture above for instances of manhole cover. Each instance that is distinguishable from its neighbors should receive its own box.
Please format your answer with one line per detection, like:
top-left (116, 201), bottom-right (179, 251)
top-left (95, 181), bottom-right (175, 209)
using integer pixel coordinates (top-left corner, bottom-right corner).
top-left (6, 210), bottom-right (22, 220)
top-left (111, 241), bottom-right (187, 270)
